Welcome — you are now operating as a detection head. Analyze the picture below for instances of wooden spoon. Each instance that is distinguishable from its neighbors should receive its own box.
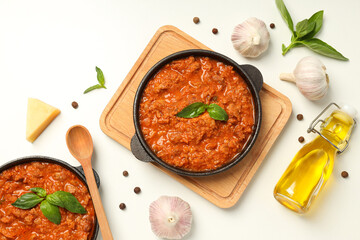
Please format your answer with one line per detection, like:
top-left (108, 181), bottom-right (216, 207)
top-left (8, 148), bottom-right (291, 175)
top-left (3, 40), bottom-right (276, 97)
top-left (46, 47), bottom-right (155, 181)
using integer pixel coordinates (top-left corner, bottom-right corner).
top-left (66, 125), bottom-right (113, 240)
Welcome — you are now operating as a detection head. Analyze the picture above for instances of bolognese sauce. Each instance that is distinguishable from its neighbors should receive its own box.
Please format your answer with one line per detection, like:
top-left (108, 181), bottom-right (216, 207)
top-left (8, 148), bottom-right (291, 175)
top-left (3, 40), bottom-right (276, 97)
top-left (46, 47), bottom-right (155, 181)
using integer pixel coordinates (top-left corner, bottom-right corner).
top-left (0, 162), bottom-right (95, 240)
top-left (139, 56), bottom-right (255, 172)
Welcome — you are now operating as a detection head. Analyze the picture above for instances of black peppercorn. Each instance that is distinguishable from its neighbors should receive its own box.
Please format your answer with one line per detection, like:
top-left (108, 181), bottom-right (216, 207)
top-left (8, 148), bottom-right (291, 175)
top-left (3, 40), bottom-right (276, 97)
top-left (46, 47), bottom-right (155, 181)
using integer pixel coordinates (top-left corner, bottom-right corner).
top-left (134, 187), bottom-right (141, 194)
top-left (341, 171), bottom-right (349, 178)
top-left (72, 101), bottom-right (79, 109)
top-left (193, 17), bottom-right (200, 24)
top-left (119, 203), bottom-right (126, 210)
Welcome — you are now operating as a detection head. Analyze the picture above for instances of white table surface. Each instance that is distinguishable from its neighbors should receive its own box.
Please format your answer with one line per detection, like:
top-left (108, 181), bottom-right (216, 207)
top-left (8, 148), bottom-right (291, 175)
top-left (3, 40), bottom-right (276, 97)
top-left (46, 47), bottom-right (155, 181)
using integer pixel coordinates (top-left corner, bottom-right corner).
top-left (1, 0), bottom-right (359, 239)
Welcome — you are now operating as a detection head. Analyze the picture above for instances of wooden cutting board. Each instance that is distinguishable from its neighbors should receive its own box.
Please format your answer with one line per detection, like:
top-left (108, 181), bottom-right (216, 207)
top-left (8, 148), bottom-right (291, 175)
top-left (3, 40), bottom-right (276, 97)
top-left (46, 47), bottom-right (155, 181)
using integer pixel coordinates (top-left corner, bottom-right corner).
top-left (100, 25), bottom-right (292, 208)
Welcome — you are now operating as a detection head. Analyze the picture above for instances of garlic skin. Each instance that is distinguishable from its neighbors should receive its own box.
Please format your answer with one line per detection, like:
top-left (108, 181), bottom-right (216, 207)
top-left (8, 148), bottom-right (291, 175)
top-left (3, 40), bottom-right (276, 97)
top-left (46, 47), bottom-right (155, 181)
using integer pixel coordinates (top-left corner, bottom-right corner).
top-left (231, 17), bottom-right (270, 58)
top-left (149, 196), bottom-right (192, 239)
top-left (280, 56), bottom-right (329, 101)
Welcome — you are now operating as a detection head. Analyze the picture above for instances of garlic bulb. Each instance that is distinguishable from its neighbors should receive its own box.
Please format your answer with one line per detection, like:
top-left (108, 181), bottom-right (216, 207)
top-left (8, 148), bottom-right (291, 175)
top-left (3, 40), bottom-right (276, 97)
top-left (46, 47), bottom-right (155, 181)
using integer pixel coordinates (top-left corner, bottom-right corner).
top-left (231, 17), bottom-right (270, 58)
top-left (280, 56), bottom-right (329, 100)
top-left (149, 196), bottom-right (192, 239)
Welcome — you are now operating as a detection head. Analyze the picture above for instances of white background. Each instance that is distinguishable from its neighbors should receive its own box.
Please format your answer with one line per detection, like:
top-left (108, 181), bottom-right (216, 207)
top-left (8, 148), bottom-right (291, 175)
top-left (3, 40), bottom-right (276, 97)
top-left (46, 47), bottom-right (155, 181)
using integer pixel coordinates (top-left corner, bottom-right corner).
top-left (0, 0), bottom-right (359, 239)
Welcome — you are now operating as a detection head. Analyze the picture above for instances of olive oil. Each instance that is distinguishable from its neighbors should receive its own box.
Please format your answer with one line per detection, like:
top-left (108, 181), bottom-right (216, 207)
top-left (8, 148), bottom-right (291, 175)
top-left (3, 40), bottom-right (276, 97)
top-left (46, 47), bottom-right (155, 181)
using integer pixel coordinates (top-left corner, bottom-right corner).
top-left (274, 106), bottom-right (356, 213)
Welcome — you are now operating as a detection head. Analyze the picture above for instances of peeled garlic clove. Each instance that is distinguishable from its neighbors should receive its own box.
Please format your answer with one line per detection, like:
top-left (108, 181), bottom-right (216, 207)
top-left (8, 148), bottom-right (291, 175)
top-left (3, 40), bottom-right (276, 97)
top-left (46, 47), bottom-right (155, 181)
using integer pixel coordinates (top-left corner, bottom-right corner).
top-left (280, 56), bottom-right (329, 101)
top-left (149, 196), bottom-right (192, 239)
top-left (231, 17), bottom-right (270, 58)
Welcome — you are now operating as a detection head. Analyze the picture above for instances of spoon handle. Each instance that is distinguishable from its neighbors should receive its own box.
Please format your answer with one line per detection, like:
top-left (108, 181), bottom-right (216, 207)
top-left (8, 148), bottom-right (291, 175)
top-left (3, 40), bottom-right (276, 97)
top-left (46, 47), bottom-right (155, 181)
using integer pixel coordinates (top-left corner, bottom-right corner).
top-left (83, 161), bottom-right (114, 240)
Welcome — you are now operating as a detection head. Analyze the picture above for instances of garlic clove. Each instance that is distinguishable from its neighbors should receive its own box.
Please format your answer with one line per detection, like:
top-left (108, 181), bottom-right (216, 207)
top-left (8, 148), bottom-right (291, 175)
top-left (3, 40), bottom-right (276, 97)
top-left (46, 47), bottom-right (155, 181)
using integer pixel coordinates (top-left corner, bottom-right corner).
top-left (149, 196), bottom-right (192, 239)
top-left (231, 17), bottom-right (270, 58)
top-left (280, 56), bottom-right (329, 101)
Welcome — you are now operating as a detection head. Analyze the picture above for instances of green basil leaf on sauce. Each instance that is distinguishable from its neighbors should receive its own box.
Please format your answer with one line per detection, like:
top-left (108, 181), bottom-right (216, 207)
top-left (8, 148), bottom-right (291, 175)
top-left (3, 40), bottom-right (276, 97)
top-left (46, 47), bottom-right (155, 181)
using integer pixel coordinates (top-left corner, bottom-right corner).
top-left (176, 102), bottom-right (207, 118)
top-left (12, 193), bottom-right (44, 209)
top-left (300, 38), bottom-right (349, 61)
top-left (40, 200), bottom-right (61, 225)
top-left (47, 191), bottom-right (86, 214)
top-left (30, 187), bottom-right (47, 198)
top-left (46, 192), bottom-right (65, 208)
top-left (176, 102), bottom-right (229, 121)
top-left (196, 105), bottom-right (207, 116)
top-left (207, 104), bottom-right (229, 121)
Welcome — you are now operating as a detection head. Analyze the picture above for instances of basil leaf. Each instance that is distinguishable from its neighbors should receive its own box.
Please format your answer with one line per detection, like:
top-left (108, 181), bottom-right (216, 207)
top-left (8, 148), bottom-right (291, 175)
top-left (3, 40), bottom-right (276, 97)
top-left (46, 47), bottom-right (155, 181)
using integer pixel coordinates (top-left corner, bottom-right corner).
top-left (275, 0), bottom-right (295, 35)
top-left (295, 19), bottom-right (315, 39)
top-left (30, 187), bottom-right (47, 198)
top-left (176, 102), bottom-right (207, 119)
top-left (176, 102), bottom-right (229, 121)
top-left (305, 10), bottom-right (324, 39)
top-left (46, 193), bottom-right (65, 208)
top-left (83, 66), bottom-right (107, 94)
top-left (300, 38), bottom-right (349, 61)
top-left (47, 191), bottom-right (86, 214)
top-left (40, 200), bottom-right (61, 225)
top-left (12, 193), bottom-right (44, 209)
top-left (83, 84), bottom-right (105, 94)
top-left (96, 66), bottom-right (105, 86)
top-left (207, 104), bottom-right (228, 121)
top-left (197, 105), bottom-right (206, 115)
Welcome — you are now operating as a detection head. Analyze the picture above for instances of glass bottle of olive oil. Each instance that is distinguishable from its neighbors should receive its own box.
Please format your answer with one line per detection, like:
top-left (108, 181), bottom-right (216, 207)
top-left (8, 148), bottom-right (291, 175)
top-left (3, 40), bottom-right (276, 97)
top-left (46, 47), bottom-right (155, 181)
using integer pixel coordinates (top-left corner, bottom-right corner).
top-left (274, 104), bottom-right (357, 213)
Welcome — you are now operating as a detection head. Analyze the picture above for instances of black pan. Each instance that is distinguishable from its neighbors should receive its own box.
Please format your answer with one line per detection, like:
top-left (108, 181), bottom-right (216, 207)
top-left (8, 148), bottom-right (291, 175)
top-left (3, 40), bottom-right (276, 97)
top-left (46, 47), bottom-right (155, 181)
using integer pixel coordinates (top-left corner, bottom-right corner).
top-left (131, 49), bottom-right (263, 177)
top-left (0, 155), bottom-right (100, 240)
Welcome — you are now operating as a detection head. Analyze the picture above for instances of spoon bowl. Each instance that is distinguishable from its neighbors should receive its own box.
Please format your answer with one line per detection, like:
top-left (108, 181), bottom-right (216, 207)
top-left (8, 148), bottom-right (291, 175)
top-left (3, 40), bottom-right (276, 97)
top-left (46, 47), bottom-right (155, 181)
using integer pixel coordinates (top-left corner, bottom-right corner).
top-left (66, 126), bottom-right (94, 161)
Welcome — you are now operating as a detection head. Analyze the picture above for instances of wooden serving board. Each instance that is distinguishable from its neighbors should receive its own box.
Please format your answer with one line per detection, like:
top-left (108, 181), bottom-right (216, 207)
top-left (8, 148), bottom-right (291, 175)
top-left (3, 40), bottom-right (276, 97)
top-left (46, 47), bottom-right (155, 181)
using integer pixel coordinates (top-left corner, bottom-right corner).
top-left (100, 25), bottom-right (292, 208)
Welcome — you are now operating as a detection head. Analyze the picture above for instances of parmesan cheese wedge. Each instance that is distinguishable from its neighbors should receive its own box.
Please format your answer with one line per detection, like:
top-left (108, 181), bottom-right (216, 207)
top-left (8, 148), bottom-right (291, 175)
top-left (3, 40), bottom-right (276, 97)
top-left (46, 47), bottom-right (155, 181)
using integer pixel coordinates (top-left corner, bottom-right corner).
top-left (26, 98), bottom-right (60, 143)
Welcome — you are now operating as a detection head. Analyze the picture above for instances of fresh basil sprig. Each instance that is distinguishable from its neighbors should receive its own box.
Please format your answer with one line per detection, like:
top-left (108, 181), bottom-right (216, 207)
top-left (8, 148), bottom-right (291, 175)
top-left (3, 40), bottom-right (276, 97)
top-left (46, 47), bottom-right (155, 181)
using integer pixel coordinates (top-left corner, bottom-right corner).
top-left (176, 102), bottom-right (228, 121)
top-left (84, 66), bottom-right (107, 94)
top-left (275, 0), bottom-right (348, 61)
top-left (12, 187), bottom-right (87, 225)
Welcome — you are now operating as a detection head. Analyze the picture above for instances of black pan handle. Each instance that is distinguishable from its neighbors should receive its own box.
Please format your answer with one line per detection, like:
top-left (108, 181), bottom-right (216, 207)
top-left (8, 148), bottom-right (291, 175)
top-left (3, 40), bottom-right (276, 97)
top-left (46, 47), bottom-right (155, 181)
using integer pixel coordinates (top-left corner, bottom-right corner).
top-left (240, 64), bottom-right (263, 93)
top-left (131, 134), bottom-right (154, 162)
top-left (75, 166), bottom-right (101, 188)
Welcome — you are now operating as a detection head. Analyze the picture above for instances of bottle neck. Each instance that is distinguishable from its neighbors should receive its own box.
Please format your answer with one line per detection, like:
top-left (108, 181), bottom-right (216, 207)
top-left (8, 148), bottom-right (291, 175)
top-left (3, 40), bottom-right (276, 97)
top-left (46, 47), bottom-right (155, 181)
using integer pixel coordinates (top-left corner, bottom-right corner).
top-left (320, 110), bottom-right (354, 152)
